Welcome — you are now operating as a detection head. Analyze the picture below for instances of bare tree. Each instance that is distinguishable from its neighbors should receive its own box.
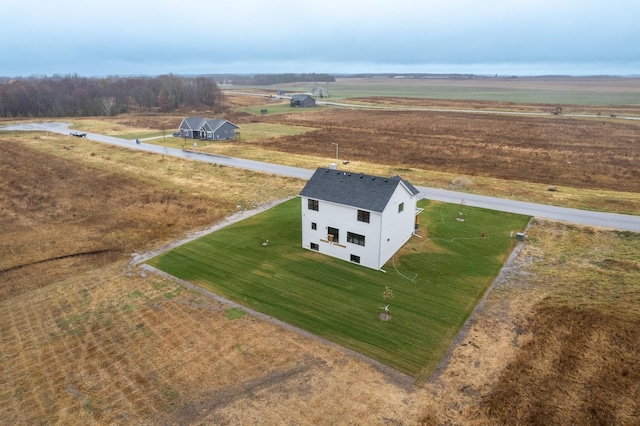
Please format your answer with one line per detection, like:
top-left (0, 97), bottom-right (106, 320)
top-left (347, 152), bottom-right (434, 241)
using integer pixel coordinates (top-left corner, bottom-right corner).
top-left (101, 97), bottom-right (116, 116)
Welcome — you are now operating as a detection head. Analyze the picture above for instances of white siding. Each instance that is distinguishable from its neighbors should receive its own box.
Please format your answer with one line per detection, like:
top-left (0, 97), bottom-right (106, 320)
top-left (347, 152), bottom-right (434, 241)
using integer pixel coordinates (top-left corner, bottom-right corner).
top-left (300, 182), bottom-right (418, 270)
top-left (378, 184), bottom-right (418, 268)
top-left (301, 197), bottom-right (381, 269)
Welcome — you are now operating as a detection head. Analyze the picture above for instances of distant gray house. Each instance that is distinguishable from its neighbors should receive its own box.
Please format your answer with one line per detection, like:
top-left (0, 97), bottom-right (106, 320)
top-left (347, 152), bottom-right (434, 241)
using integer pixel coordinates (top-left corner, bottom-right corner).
top-left (290, 94), bottom-right (316, 108)
top-left (178, 117), bottom-right (239, 140)
top-left (299, 167), bottom-right (422, 270)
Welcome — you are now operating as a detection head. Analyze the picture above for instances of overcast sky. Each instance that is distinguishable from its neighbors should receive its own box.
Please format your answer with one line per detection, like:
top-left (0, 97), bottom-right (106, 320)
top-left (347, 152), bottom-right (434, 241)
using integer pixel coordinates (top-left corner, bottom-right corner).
top-left (2, 0), bottom-right (639, 77)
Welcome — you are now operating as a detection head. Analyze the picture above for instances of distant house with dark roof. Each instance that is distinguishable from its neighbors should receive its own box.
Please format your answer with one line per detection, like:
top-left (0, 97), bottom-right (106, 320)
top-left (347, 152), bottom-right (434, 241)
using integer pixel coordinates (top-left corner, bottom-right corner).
top-left (299, 167), bottom-right (421, 270)
top-left (290, 94), bottom-right (316, 108)
top-left (178, 117), bottom-right (239, 140)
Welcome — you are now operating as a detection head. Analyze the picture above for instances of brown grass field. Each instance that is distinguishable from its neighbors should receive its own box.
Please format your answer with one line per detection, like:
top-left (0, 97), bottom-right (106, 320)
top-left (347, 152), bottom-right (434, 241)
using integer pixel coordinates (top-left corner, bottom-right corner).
top-left (248, 108), bottom-right (640, 194)
top-left (1, 81), bottom-right (640, 425)
top-left (216, 89), bottom-right (640, 214)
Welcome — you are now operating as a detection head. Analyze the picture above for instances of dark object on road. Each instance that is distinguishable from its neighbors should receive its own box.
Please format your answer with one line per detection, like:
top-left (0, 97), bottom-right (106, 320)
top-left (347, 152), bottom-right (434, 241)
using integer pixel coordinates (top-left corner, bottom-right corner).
top-left (70, 131), bottom-right (87, 137)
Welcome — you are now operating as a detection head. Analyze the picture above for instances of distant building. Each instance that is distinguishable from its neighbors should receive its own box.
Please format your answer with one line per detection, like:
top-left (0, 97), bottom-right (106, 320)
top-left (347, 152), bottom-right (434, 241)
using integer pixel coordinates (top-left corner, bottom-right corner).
top-left (290, 94), bottom-right (316, 108)
top-left (178, 117), bottom-right (239, 140)
top-left (299, 167), bottom-right (422, 270)
top-left (311, 87), bottom-right (329, 98)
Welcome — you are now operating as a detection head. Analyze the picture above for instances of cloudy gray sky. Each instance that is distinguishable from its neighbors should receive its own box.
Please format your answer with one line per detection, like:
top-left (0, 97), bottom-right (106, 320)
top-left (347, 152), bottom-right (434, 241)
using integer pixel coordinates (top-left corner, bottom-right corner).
top-left (2, 0), bottom-right (639, 77)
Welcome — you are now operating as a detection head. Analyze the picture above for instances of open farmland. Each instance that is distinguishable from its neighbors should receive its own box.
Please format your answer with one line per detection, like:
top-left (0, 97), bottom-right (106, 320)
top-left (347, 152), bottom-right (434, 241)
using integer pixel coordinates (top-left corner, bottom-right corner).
top-left (0, 133), bottom-right (432, 424)
top-left (262, 76), bottom-right (640, 107)
top-left (2, 76), bottom-right (640, 425)
top-left (246, 108), bottom-right (640, 193)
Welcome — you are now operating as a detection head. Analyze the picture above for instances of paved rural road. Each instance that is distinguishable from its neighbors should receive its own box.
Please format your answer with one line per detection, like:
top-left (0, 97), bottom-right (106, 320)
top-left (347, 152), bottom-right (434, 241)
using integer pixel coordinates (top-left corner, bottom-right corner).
top-left (3, 122), bottom-right (640, 232)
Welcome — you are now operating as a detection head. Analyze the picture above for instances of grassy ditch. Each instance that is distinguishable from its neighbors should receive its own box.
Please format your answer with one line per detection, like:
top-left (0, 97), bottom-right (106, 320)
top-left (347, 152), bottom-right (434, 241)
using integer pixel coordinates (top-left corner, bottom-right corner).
top-left (148, 198), bottom-right (530, 379)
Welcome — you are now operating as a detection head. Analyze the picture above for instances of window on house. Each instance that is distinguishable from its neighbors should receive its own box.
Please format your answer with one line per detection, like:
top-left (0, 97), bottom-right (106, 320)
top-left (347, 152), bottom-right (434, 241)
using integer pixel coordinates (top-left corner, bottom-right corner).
top-left (308, 199), bottom-right (319, 211)
top-left (347, 232), bottom-right (366, 246)
top-left (398, 202), bottom-right (404, 213)
top-left (311, 222), bottom-right (317, 230)
top-left (357, 209), bottom-right (370, 223)
top-left (327, 227), bottom-right (339, 243)
top-left (310, 242), bottom-right (319, 251)
top-left (350, 254), bottom-right (360, 264)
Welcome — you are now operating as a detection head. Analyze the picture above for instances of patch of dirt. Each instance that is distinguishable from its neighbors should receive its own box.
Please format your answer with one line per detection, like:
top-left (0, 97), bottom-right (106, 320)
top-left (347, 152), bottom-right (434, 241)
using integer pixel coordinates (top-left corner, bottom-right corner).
top-left (378, 313), bottom-right (392, 321)
top-left (451, 175), bottom-right (474, 188)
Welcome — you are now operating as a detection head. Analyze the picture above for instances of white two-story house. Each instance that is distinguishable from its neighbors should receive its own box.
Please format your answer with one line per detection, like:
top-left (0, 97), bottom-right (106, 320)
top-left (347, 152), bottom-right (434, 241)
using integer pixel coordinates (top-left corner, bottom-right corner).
top-left (299, 167), bottom-right (422, 270)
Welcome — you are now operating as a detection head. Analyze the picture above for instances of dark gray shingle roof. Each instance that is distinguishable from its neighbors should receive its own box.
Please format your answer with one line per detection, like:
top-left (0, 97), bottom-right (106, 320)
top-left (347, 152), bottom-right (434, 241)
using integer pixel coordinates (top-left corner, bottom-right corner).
top-left (202, 119), bottom-right (238, 131)
top-left (299, 168), bottom-right (419, 212)
top-left (181, 117), bottom-right (238, 131)
top-left (181, 117), bottom-right (206, 130)
top-left (291, 94), bottom-right (313, 101)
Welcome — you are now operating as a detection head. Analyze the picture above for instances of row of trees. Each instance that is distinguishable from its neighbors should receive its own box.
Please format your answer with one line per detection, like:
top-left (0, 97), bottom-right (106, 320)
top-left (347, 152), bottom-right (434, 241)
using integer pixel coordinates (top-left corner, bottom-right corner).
top-left (0, 74), bottom-right (224, 118)
top-left (227, 73), bottom-right (335, 85)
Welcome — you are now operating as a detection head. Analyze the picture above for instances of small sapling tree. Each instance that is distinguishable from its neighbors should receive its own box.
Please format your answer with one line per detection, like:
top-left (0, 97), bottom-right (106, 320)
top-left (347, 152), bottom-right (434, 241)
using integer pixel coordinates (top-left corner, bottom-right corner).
top-left (380, 286), bottom-right (394, 319)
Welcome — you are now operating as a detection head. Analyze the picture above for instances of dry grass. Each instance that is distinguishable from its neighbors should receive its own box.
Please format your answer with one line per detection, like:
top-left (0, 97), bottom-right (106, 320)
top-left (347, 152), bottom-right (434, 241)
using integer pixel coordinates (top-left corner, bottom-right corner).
top-left (0, 134), bottom-right (428, 425)
top-left (2, 89), bottom-right (640, 424)
top-left (483, 306), bottom-right (639, 424)
top-left (0, 135), bottom-right (301, 300)
top-left (347, 96), bottom-right (640, 116)
top-left (250, 108), bottom-right (640, 193)
top-left (419, 220), bottom-right (640, 425)
top-left (0, 260), bottom-right (428, 424)
top-left (480, 223), bottom-right (640, 424)
top-left (136, 97), bottom-right (640, 214)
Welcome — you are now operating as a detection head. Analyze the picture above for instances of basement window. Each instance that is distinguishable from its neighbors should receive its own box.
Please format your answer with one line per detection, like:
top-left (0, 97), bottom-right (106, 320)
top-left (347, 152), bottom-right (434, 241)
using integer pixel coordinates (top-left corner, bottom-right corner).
top-left (310, 242), bottom-right (319, 251)
top-left (350, 254), bottom-right (360, 264)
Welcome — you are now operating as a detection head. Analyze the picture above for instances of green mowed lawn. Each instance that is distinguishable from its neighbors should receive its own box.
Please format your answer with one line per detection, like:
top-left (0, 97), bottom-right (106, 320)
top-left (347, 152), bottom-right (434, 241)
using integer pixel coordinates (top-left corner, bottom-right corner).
top-left (235, 122), bottom-right (318, 139)
top-left (148, 198), bottom-right (530, 379)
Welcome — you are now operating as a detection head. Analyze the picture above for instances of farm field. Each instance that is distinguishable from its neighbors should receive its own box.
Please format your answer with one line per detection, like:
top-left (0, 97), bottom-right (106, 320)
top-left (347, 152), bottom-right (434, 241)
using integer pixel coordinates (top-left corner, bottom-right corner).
top-left (148, 198), bottom-right (529, 379)
top-left (247, 108), bottom-right (640, 194)
top-left (254, 76), bottom-right (640, 106)
top-left (2, 76), bottom-right (640, 425)
top-left (189, 93), bottom-right (640, 214)
top-left (69, 87), bottom-right (640, 214)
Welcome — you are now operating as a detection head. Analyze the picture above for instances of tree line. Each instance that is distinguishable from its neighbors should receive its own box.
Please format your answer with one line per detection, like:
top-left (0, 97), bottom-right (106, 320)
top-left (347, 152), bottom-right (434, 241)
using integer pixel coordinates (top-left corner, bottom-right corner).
top-left (226, 73), bottom-right (335, 85)
top-left (0, 74), bottom-right (224, 118)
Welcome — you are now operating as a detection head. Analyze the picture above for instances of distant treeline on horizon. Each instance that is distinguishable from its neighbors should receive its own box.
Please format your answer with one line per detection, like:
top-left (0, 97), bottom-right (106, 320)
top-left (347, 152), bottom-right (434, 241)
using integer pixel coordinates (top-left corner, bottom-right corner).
top-left (0, 74), bottom-right (223, 118)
